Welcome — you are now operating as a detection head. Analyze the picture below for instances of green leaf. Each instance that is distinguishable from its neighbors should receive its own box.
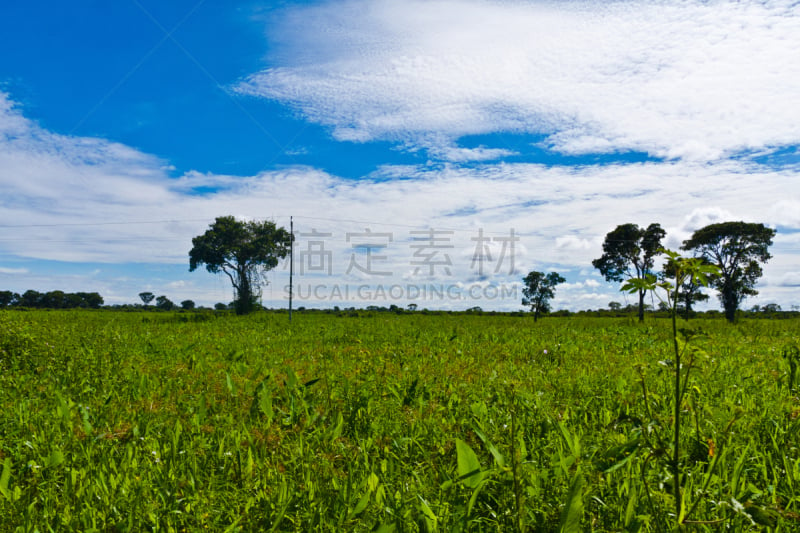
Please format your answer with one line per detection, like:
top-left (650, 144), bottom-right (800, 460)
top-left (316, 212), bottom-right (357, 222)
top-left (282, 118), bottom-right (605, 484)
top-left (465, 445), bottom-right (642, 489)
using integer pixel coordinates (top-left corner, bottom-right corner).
top-left (466, 477), bottom-right (488, 518)
top-left (259, 389), bottom-right (274, 420)
top-left (225, 372), bottom-right (235, 395)
top-left (79, 405), bottom-right (93, 435)
top-left (472, 426), bottom-right (505, 468)
top-left (559, 474), bottom-right (585, 533)
top-left (744, 502), bottom-right (779, 527)
top-left (603, 451), bottom-right (636, 474)
top-left (350, 491), bottom-right (370, 517)
top-left (418, 495), bottom-right (438, 524)
top-left (285, 367), bottom-right (298, 389)
top-left (0, 458), bottom-right (11, 500)
top-left (624, 484), bottom-right (637, 527)
top-left (558, 421), bottom-right (581, 459)
top-left (47, 450), bottom-right (65, 468)
top-left (331, 412), bottom-right (344, 441)
top-left (455, 439), bottom-right (487, 489)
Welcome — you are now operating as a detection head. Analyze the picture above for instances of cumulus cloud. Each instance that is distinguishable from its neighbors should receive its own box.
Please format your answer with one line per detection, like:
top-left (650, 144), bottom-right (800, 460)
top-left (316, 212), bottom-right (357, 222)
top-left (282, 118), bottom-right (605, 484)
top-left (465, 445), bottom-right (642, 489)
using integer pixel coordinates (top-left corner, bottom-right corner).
top-left (680, 207), bottom-right (738, 233)
top-left (238, 0), bottom-right (800, 162)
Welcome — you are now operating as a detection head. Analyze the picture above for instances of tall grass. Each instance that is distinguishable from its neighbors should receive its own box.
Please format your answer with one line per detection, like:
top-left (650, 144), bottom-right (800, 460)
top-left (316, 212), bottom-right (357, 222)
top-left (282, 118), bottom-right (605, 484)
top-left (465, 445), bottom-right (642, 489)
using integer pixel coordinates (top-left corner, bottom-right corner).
top-left (1, 310), bottom-right (798, 531)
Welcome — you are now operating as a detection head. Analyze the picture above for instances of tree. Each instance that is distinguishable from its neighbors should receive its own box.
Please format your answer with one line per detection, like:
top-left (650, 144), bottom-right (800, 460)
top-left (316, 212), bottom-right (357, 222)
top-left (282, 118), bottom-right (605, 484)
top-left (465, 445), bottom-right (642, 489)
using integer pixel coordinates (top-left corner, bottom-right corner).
top-left (65, 293), bottom-right (85, 308)
top-left (139, 292), bottom-right (155, 307)
top-left (189, 216), bottom-right (292, 315)
top-left (0, 291), bottom-right (19, 308)
top-left (155, 295), bottom-right (174, 311)
top-left (18, 290), bottom-right (42, 308)
top-left (608, 301), bottom-right (622, 311)
top-left (592, 223), bottom-right (666, 322)
top-left (41, 290), bottom-right (67, 309)
top-left (78, 292), bottom-right (104, 309)
top-left (682, 221), bottom-right (775, 323)
top-left (180, 299), bottom-right (196, 310)
top-left (522, 271), bottom-right (566, 322)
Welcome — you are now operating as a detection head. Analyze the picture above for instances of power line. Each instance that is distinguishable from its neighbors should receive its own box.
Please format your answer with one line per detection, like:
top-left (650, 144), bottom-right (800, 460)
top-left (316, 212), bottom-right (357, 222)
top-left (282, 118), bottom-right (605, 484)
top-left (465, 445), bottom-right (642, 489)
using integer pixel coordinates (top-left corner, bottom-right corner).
top-left (0, 218), bottom-right (211, 229)
top-left (0, 214), bottom-right (683, 246)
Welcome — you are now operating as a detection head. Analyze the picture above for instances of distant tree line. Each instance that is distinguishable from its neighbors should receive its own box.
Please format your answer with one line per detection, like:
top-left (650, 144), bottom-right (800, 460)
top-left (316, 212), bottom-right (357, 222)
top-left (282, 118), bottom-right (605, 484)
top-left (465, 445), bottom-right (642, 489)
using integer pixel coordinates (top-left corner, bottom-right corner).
top-left (0, 288), bottom-right (217, 312)
top-left (0, 290), bottom-right (104, 309)
top-left (137, 291), bottom-right (199, 311)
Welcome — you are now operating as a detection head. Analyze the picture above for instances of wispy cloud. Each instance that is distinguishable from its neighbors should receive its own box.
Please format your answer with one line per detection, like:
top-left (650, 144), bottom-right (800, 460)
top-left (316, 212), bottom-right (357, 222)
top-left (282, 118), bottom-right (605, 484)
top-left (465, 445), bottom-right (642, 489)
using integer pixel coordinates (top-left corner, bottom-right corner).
top-left (3, 0), bottom-right (800, 314)
top-left (0, 267), bottom-right (29, 275)
top-left (237, 0), bottom-right (800, 162)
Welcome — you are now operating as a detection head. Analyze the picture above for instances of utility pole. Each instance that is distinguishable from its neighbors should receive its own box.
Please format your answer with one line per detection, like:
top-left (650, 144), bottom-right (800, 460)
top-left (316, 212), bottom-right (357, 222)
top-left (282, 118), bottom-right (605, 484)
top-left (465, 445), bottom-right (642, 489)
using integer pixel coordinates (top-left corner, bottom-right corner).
top-left (289, 216), bottom-right (293, 323)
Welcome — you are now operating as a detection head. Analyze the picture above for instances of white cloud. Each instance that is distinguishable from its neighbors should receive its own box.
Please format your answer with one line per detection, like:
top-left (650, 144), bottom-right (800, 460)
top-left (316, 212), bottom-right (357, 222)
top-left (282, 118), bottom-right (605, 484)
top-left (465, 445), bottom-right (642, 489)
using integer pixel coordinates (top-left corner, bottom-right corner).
top-left (0, 267), bottom-right (29, 275)
top-left (2, 89), bottom-right (799, 309)
top-left (680, 207), bottom-right (738, 234)
top-left (238, 0), bottom-right (800, 162)
top-left (428, 142), bottom-right (517, 162)
top-left (556, 235), bottom-right (596, 251)
top-left (778, 272), bottom-right (800, 287)
top-left (771, 200), bottom-right (800, 228)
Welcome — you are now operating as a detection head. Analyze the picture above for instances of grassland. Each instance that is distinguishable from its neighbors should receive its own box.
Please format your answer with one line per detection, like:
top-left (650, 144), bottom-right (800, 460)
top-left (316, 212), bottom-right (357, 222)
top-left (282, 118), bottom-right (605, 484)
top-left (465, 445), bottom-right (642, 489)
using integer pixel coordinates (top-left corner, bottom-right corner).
top-left (1, 310), bottom-right (798, 531)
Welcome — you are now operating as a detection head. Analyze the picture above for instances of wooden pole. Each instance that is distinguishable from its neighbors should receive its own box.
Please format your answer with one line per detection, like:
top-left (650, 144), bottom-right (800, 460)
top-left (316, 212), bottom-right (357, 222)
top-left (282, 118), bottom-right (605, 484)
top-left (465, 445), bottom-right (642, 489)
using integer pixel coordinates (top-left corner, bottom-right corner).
top-left (289, 216), bottom-right (293, 322)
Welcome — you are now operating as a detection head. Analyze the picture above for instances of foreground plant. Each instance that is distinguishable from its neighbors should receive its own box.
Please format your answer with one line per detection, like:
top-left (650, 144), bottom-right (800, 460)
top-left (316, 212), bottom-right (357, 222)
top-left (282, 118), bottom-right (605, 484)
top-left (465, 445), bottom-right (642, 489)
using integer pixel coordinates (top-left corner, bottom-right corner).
top-left (623, 249), bottom-right (725, 527)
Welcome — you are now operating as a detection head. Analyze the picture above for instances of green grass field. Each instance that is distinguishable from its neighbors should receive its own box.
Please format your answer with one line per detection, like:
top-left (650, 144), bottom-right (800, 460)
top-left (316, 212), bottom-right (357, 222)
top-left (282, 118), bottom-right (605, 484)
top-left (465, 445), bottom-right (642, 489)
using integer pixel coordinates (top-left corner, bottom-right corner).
top-left (1, 310), bottom-right (799, 531)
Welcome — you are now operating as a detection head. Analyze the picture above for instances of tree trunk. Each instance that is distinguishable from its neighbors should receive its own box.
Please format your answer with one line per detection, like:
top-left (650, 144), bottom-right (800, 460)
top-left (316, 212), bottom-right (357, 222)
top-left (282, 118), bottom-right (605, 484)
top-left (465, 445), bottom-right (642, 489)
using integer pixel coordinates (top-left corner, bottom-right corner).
top-left (721, 285), bottom-right (737, 323)
top-left (235, 267), bottom-right (254, 315)
top-left (723, 297), bottom-right (737, 323)
top-left (638, 289), bottom-right (645, 322)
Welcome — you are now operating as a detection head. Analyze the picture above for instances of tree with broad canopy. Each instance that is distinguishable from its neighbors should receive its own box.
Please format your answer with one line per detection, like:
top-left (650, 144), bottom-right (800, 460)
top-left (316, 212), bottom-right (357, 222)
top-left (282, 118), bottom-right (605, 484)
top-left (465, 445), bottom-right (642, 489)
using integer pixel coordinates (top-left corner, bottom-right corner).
top-left (682, 221), bottom-right (775, 323)
top-left (592, 223), bottom-right (666, 322)
top-left (189, 216), bottom-right (292, 315)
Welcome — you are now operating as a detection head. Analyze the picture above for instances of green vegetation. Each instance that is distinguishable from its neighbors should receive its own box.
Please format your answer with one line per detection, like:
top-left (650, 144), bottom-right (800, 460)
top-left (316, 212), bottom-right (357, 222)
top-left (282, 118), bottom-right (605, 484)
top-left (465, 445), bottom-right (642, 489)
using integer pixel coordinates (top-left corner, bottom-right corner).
top-left (2, 310), bottom-right (799, 531)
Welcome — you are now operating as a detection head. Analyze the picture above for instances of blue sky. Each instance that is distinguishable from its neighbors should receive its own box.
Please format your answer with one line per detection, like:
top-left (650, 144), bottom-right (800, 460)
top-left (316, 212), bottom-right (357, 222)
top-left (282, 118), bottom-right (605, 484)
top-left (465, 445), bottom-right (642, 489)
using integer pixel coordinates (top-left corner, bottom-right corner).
top-left (1, 0), bottom-right (799, 310)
